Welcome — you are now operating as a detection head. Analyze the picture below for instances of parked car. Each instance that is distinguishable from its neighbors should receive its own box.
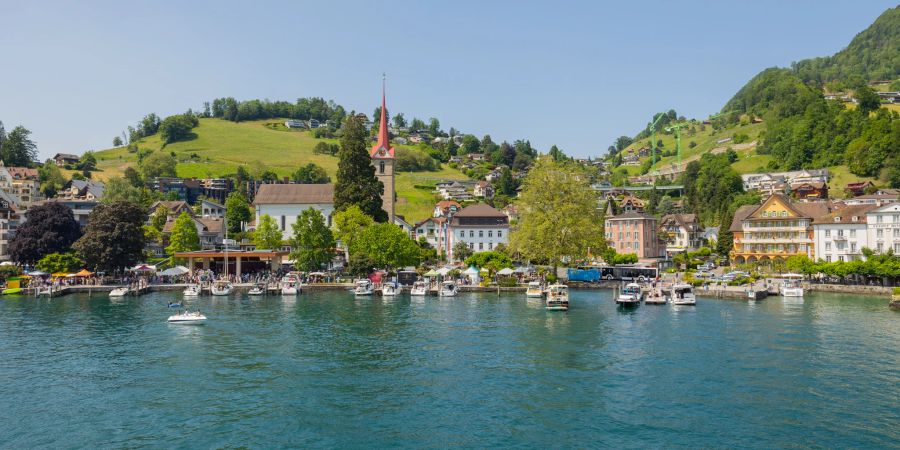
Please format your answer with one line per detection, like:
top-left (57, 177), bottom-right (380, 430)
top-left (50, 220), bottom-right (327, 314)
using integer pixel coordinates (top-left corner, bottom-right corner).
top-left (698, 263), bottom-right (715, 271)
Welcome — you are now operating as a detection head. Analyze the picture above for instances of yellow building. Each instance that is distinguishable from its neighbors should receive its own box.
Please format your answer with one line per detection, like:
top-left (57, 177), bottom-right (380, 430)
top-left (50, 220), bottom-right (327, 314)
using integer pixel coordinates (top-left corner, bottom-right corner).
top-left (730, 193), bottom-right (832, 265)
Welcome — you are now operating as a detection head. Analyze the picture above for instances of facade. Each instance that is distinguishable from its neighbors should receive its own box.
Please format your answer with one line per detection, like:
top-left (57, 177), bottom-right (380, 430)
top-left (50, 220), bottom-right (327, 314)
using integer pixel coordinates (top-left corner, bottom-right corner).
top-left (394, 215), bottom-right (414, 238)
top-left (433, 200), bottom-right (462, 218)
top-left (866, 203), bottom-right (900, 255)
top-left (659, 214), bottom-right (704, 255)
top-left (0, 163), bottom-right (42, 208)
top-left (790, 181), bottom-right (828, 199)
top-left (742, 169), bottom-right (829, 195)
top-left (162, 216), bottom-right (225, 251)
top-left (730, 194), bottom-right (832, 265)
top-left (53, 153), bottom-right (80, 166)
top-left (62, 180), bottom-right (105, 201)
top-left (473, 181), bottom-right (494, 199)
top-left (414, 216), bottom-right (449, 251)
top-left (813, 204), bottom-right (875, 263)
top-left (447, 204), bottom-right (509, 260)
top-left (200, 199), bottom-right (225, 218)
top-left (44, 198), bottom-right (97, 228)
top-left (149, 200), bottom-right (193, 217)
top-left (604, 211), bottom-right (663, 259)
top-left (253, 184), bottom-right (335, 240)
top-left (370, 83), bottom-right (396, 222)
top-left (0, 191), bottom-right (20, 261)
top-left (843, 194), bottom-right (899, 206)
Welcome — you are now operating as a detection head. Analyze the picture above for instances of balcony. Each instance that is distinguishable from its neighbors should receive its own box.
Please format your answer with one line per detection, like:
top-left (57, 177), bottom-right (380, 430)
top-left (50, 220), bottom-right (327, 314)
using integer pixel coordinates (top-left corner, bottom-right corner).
top-left (742, 226), bottom-right (807, 232)
top-left (735, 238), bottom-right (812, 244)
top-left (831, 235), bottom-right (847, 241)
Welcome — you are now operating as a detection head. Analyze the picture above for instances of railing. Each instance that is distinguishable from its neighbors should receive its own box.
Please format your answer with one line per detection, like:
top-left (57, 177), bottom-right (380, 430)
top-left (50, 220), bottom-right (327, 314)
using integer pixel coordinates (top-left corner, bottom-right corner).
top-left (742, 226), bottom-right (807, 232)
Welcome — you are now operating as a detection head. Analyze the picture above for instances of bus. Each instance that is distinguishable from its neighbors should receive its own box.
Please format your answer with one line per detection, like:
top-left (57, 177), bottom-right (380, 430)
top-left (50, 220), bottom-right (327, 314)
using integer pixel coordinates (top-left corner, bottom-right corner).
top-left (567, 265), bottom-right (658, 282)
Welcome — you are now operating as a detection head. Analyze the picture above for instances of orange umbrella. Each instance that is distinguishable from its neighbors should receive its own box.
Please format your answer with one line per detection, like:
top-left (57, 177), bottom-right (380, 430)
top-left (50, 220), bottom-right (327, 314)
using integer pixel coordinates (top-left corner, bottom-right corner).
top-left (75, 269), bottom-right (94, 277)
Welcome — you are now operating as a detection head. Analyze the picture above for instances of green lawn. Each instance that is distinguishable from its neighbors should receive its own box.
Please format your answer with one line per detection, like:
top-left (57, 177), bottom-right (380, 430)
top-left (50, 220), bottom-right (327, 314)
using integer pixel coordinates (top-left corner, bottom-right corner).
top-left (826, 165), bottom-right (879, 199)
top-left (730, 151), bottom-right (773, 173)
top-left (92, 118), bottom-right (469, 223)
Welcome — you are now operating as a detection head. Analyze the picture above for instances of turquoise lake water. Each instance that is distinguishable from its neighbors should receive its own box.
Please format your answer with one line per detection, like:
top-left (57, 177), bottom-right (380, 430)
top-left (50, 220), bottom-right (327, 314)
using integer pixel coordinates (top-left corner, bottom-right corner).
top-left (0, 290), bottom-right (897, 448)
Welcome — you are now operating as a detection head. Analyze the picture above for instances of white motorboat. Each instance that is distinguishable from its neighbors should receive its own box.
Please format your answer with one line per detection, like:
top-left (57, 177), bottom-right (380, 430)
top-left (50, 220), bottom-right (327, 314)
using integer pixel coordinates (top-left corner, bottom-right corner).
top-left (109, 287), bottom-right (129, 297)
top-left (545, 284), bottom-right (569, 311)
top-left (354, 279), bottom-right (374, 296)
top-left (644, 287), bottom-right (667, 304)
top-left (248, 284), bottom-right (266, 296)
top-left (381, 282), bottom-right (400, 296)
top-left (616, 282), bottom-right (643, 306)
top-left (526, 281), bottom-right (544, 298)
top-left (167, 310), bottom-right (207, 324)
top-left (439, 280), bottom-right (457, 297)
top-left (183, 284), bottom-right (201, 297)
top-left (670, 283), bottom-right (696, 305)
top-left (410, 280), bottom-right (428, 296)
top-left (210, 280), bottom-right (233, 296)
top-left (779, 273), bottom-right (804, 297)
top-left (280, 274), bottom-right (300, 295)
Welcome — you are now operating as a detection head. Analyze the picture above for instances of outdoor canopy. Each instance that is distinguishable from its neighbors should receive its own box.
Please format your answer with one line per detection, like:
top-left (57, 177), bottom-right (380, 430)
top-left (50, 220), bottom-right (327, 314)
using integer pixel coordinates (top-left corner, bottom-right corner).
top-left (74, 269), bottom-right (94, 277)
top-left (423, 269), bottom-right (440, 277)
top-left (159, 266), bottom-right (189, 276)
top-left (464, 266), bottom-right (480, 275)
top-left (497, 268), bottom-right (515, 275)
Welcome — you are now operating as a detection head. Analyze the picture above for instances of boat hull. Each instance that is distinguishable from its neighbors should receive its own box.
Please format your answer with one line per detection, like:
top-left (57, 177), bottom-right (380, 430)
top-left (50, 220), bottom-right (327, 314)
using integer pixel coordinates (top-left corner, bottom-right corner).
top-left (526, 290), bottom-right (544, 298)
top-left (780, 288), bottom-right (804, 297)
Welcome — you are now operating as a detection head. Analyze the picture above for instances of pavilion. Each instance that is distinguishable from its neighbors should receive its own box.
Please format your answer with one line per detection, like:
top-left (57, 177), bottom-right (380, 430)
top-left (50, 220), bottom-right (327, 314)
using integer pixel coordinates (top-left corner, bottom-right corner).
top-left (174, 250), bottom-right (288, 277)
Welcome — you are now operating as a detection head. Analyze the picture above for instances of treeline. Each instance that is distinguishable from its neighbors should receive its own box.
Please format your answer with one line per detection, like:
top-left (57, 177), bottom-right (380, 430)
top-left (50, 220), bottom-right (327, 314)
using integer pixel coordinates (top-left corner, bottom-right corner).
top-left (0, 121), bottom-right (38, 167)
top-left (209, 97), bottom-right (346, 124)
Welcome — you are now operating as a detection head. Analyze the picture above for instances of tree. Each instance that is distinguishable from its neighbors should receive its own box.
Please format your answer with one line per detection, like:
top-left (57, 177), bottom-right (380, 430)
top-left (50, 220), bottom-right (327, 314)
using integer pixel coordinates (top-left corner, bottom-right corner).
top-left (9, 203), bottom-right (82, 264)
top-left (350, 222), bottom-right (421, 269)
top-left (548, 145), bottom-right (567, 162)
top-left (855, 85), bottom-right (882, 115)
top-left (73, 202), bottom-right (146, 274)
top-left (452, 242), bottom-right (473, 262)
top-left (498, 167), bottom-right (517, 196)
top-left (333, 114), bottom-right (387, 222)
top-left (612, 253), bottom-right (638, 265)
top-left (141, 151), bottom-right (177, 179)
top-left (38, 160), bottom-right (66, 198)
top-left (2, 125), bottom-right (37, 166)
top-left (459, 135), bottom-right (480, 155)
top-left (150, 205), bottom-right (169, 231)
top-left (347, 253), bottom-right (377, 277)
top-left (658, 195), bottom-right (674, 215)
top-left (78, 151), bottom-right (97, 171)
top-left (615, 136), bottom-right (633, 152)
top-left (123, 166), bottom-right (143, 187)
top-left (166, 212), bottom-right (200, 256)
top-left (464, 251), bottom-right (512, 276)
top-left (224, 191), bottom-right (252, 234)
top-left (427, 117), bottom-right (441, 136)
top-left (332, 205), bottom-right (374, 253)
top-left (510, 157), bottom-right (604, 267)
top-left (102, 177), bottom-right (151, 205)
top-left (112, 136), bottom-right (123, 147)
top-left (392, 112), bottom-right (407, 129)
top-left (253, 214), bottom-right (283, 250)
top-left (35, 252), bottom-right (84, 274)
top-left (289, 207), bottom-right (335, 271)
top-left (291, 163), bottom-right (330, 184)
top-left (159, 114), bottom-right (197, 144)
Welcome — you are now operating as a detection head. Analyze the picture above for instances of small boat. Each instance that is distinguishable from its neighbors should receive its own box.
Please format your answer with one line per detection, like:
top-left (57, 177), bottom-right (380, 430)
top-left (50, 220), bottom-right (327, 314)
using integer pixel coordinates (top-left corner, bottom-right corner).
top-left (280, 274), bottom-right (300, 295)
top-left (779, 273), bottom-right (804, 297)
top-left (439, 280), bottom-right (457, 297)
top-left (167, 310), bottom-right (207, 324)
top-left (183, 284), bottom-right (201, 297)
top-left (410, 280), bottom-right (428, 296)
top-left (381, 281), bottom-right (400, 296)
top-left (210, 280), bottom-right (233, 296)
top-left (167, 301), bottom-right (183, 308)
top-left (525, 281), bottom-right (544, 298)
top-left (616, 282), bottom-right (643, 306)
top-left (2, 287), bottom-right (22, 295)
top-left (545, 284), bottom-right (569, 311)
top-left (354, 279), bottom-right (374, 296)
top-left (670, 283), bottom-right (696, 306)
top-left (248, 284), bottom-right (266, 296)
top-left (644, 287), bottom-right (667, 304)
top-left (109, 287), bottom-right (129, 297)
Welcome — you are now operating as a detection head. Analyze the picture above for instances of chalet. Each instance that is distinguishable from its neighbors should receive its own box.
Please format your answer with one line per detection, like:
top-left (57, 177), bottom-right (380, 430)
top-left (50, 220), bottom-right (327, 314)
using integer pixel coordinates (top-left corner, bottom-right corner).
top-left (660, 214), bottom-right (704, 254)
top-left (163, 216), bottom-right (225, 250)
top-left (284, 120), bottom-right (306, 129)
top-left (414, 216), bottom-right (449, 250)
top-left (62, 180), bottom-right (105, 201)
top-left (53, 153), bottom-right (80, 167)
top-left (149, 200), bottom-right (194, 218)
top-left (394, 215), bottom-right (414, 238)
top-left (501, 204), bottom-right (519, 222)
top-left (473, 181), bottom-right (494, 199)
top-left (253, 184), bottom-right (334, 240)
top-left (449, 156), bottom-right (463, 164)
top-left (468, 153), bottom-right (485, 161)
top-left (790, 181), bottom-right (828, 199)
top-left (877, 91), bottom-right (900, 104)
top-left (619, 195), bottom-right (645, 212)
top-left (0, 163), bottom-right (42, 207)
top-left (637, 147), bottom-right (650, 158)
top-left (485, 170), bottom-right (503, 182)
top-left (843, 194), bottom-right (900, 206)
top-left (845, 181), bottom-right (875, 197)
top-left (434, 200), bottom-right (462, 218)
top-left (200, 199), bottom-right (225, 218)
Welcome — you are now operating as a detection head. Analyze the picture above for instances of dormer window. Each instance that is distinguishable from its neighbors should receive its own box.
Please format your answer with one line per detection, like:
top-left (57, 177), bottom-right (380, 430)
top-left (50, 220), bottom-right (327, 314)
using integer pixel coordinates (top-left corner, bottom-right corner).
top-left (852, 216), bottom-right (858, 222)
top-left (834, 217), bottom-right (841, 222)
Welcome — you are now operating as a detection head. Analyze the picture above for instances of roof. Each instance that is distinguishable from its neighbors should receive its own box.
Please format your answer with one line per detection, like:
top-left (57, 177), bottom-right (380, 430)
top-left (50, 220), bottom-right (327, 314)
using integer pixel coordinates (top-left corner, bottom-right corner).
top-left (53, 153), bottom-right (79, 159)
top-left (849, 194), bottom-right (898, 201)
top-left (791, 181), bottom-right (827, 189)
top-left (370, 83), bottom-right (395, 159)
top-left (608, 211), bottom-right (655, 221)
top-left (6, 167), bottom-right (39, 180)
top-left (452, 203), bottom-right (505, 218)
top-left (814, 204), bottom-right (879, 224)
top-left (149, 200), bottom-right (193, 215)
top-left (197, 217), bottom-right (225, 233)
top-left (435, 200), bottom-right (462, 210)
top-left (729, 205), bottom-right (757, 232)
top-left (68, 180), bottom-right (105, 198)
top-left (253, 183), bottom-right (334, 205)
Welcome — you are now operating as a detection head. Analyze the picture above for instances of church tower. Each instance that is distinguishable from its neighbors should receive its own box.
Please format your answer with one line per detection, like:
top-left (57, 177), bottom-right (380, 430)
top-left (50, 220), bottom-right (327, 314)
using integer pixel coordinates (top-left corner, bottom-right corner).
top-left (371, 78), bottom-right (395, 222)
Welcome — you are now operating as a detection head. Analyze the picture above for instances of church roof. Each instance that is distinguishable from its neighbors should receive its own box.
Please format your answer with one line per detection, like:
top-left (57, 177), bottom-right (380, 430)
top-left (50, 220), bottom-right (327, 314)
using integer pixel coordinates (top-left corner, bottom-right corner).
top-left (370, 79), bottom-right (395, 159)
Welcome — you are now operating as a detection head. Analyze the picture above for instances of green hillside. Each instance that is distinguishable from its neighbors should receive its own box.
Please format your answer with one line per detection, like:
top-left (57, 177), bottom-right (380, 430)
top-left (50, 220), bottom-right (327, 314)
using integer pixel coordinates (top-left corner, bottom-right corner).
top-left (91, 118), bottom-right (467, 223)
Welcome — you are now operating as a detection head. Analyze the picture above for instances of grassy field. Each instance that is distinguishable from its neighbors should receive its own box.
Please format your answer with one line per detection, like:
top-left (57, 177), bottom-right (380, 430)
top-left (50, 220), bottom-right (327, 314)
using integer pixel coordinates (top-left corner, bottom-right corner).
top-left (92, 118), bottom-right (469, 223)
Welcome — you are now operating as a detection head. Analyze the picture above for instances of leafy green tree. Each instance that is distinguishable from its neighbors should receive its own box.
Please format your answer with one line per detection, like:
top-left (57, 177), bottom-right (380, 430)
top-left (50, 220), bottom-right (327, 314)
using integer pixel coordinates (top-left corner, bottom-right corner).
top-left (548, 145), bottom-right (567, 162)
top-left (38, 160), bottom-right (66, 197)
top-left (159, 114), bottom-right (197, 144)
top-left (351, 222), bottom-right (421, 269)
top-left (333, 114), bottom-right (387, 222)
top-left (253, 214), bottom-right (283, 250)
top-left (612, 253), bottom-right (638, 265)
top-left (510, 157), bottom-right (604, 268)
top-left (166, 212), bottom-right (200, 256)
top-left (427, 117), bottom-right (441, 136)
top-left (459, 135), bottom-right (480, 155)
top-left (141, 151), bottom-right (177, 179)
top-left (290, 207), bottom-right (335, 271)
top-left (464, 251), bottom-right (512, 276)
top-left (35, 252), bottom-right (84, 274)
top-left (347, 253), bottom-right (377, 277)
top-left (291, 163), bottom-right (330, 184)
top-left (9, 203), bottom-right (81, 264)
top-left (78, 151), bottom-right (97, 171)
top-left (452, 241), bottom-right (473, 262)
top-left (224, 191), bottom-right (252, 234)
top-left (150, 205), bottom-right (169, 231)
top-left (73, 202), bottom-right (147, 273)
top-left (102, 177), bottom-right (147, 205)
top-left (855, 85), bottom-right (882, 115)
top-left (112, 136), bottom-right (123, 147)
top-left (332, 205), bottom-right (374, 253)
top-left (392, 112), bottom-right (407, 129)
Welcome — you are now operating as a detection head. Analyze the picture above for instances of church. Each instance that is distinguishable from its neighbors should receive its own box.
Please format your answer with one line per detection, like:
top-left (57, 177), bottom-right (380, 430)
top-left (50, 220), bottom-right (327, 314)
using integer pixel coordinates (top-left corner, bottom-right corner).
top-left (370, 82), bottom-right (396, 223)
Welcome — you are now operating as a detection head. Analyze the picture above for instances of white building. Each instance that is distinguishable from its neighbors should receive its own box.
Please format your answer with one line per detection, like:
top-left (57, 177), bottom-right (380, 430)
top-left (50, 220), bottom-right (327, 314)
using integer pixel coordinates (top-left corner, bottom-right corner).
top-left (200, 199), bottom-right (225, 218)
top-left (253, 184), bottom-right (334, 241)
top-left (414, 216), bottom-right (449, 250)
top-left (447, 204), bottom-right (509, 260)
top-left (813, 204), bottom-right (875, 262)
top-left (866, 203), bottom-right (900, 255)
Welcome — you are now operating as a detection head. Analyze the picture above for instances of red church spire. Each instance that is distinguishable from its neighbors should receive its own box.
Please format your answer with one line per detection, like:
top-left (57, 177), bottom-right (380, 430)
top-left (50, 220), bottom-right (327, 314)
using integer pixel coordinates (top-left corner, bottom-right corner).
top-left (371, 74), bottom-right (394, 158)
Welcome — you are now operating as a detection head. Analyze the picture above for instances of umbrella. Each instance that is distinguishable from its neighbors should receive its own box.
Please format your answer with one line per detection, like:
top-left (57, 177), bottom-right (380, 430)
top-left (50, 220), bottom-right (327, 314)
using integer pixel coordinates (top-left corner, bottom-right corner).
top-left (0, 261), bottom-right (14, 266)
top-left (27, 271), bottom-right (49, 277)
top-left (65, 274), bottom-right (77, 278)
top-left (131, 264), bottom-right (156, 272)
top-left (159, 266), bottom-right (189, 276)
top-left (51, 272), bottom-right (70, 278)
top-left (497, 267), bottom-right (515, 275)
top-left (423, 269), bottom-right (440, 277)
top-left (463, 266), bottom-right (479, 275)
top-left (74, 269), bottom-right (94, 277)
top-left (437, 267), bottom-right (451, 276)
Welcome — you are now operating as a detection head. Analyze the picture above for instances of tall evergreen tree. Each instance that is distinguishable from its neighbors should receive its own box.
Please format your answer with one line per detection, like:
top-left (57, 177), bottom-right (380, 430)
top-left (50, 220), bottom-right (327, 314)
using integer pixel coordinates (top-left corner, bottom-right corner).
top-left (3, 125), bottom-right (37, 166)
top-left (333, 114), bottom-right (387, 222)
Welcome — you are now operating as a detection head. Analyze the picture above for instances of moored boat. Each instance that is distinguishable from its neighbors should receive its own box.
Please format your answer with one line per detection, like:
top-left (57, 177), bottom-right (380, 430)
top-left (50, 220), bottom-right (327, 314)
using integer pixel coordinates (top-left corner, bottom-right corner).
top-left (280, 274), bottom-right (300, 295)
top-left (410, 280), bottom-right (428, 296)
top-left (381, 281), bottom-right (399, 296)
top-left (439, 280), bottom-right (457, 297)
top-left (248, 284), bottom-right (266, 296)
top-left (167, 310), bottom-right (207, 324)
top-left (644, 287), bottom-right (667, 304)
top-left (616, 282), bottom-right (643, 306)
top-left (670, 283), bottom-right (696, 305)
top-left (211, 280), bottom-right (233, 296)
top-left (545, 284), bottom-right (569, 311)
top-left (109, 287), bottom-right (129, 297)
top-left (779, 273), bottom-right (804, 297)
top-left (183, 284), bottom-right (201, 297)
top-left (525, 281), bottom-right (544, 298)
top-left (354, 279), bottom-right (374, 296)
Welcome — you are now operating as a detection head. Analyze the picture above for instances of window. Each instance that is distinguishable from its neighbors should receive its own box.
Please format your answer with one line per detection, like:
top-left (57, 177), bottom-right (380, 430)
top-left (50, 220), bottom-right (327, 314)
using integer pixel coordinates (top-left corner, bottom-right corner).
top-left (459, 231), bottom-right (464, 238)
top-left (469, 243), bottom-right (474, 250)
top-left (851, 243), bottom-right (856, 252)
top-left (634, 241), bottom-right (640, 250)
top-left (379, 161), bottom-right (385, 174)
top-left (489, 243), bottom-right (493, 250)
top-left (281, 215), bottom-right (286, 231)
top-left (469, 231), bottom-right (474, 238)
top-left (895, 243), bottom-right (900, 253)
top-left (877, 229), bottom-right (883, 238)
top-left (877, 215), bottom-right (883, 223)
top-left (478, 231), bottom-right (483, 238)
top-left (850, 229), bottom-right (856, 237)
top-left (877, 243), bottom-right (884, 253)
top-left (825, 230), bottom-right (831, 237)
top-left (837, 230), bottom-right (844, 237)
top-left (826, 255), bottom-right (831, 262)
top-left (838, 255), bottom-right (844, 262)
top-left (487, 231), bottom-right (493, 238)
top-left (478, 243), bottom-right (483, 250)
top-left (894, 228), bottom-right (900, 238)
top-left (497, 231), bottom-right (502, 238)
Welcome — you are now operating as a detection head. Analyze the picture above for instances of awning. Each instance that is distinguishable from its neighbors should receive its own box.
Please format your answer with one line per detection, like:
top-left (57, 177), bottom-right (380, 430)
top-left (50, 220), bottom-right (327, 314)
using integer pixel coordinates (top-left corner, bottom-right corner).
top-left (463, 266), bottom-right (479, 275)
top-left (497, 267), bottom-right (515, 275)
top-left (423, 269), bottom-right (440, 277)
top-left (51, 272), bottom-right (70, 278)
top-left (74, 269), bottom-right (94, 277)
top-left (437, 267), bottom-right (451, 276)
top-left (159, 266), bottom-right (189, 276)
top-left (131, 264), bottom-right (157, 272)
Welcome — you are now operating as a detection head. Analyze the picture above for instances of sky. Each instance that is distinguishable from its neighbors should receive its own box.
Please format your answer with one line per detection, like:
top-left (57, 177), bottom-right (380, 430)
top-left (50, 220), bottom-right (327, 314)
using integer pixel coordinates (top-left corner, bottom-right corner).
top-left (0, 0), bottom-right (895, 160)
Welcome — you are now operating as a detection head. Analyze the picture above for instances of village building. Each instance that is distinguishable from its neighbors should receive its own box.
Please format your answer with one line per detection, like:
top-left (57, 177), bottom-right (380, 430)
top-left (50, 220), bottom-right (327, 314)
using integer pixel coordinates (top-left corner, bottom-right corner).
top-left (200, 198), bottom-right (225, 218)
top-left (813, 204), bottom-right (877, 263)
top-left (742, 169), bottom-right (830, 195)
top-left (253, 184), bottom-right (335, 241)
top-left (370, 82), bottom-right (396, 223)
top-left (843, 194), bottom-right (899, 206)
top-left (844, 181), bottom-right (875, 197)
top-left (62, 180), bottom-right (105, 201)
top-left (394, 215), bottom-right (414, 238)
top-left (433, 200), bottom-right (462, 218)
top-left (0, 191), bottom-right (21, 261)
top-left (0, 163), bottom-right (42, 208)
top-left (52, 153), bottom-right (80, 167)
top-left (604, 210), bottom-right (664, 260)
top-left (866, 203), bottom-right (900, 255)
top-left (790, 181), bottom-right (828, 199)
top-left (162, 215), bottom-right (225, 251)
top-left (447, 204), bottom-right (509, 260)
top-left (414, 216), bottom-right (449, 251)
top-left (149, 200), bottom-right (194, 218)
top-left (659, 213), bottom-right (704, 255)
top-left (729, 194), bottom-right (832, 265)
top-left (473, 181), bottom-right (494, 199)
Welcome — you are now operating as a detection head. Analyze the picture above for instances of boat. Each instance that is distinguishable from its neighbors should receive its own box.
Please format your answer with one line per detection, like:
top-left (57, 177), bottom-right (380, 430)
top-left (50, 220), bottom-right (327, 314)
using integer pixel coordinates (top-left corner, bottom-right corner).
top-left (381, 281), bottom-right (400, 296)
top-left (248, 284), bottom-right (266, 296)
top-left (779, 273), bottom-right (804, 297)
top-left (670, 283), bottom-right (696, 305)
top-left (2, 287), bottom-right (22, 295)
top-left (167, 310), bottom-right (207, 324)
top-left (439, 280), bottom-right (457, 297)
top-left (167, 301), bottom-right (183, 308)
top-left (183, 284), bottom-right (201, 297)
top-left (616, 282), bottom-right (643, 306)
top-left (644, 287), bottom-right (667, 304)
top-left (210, 280), bottom-right (234, 296)
top-left (525, 281), bottom-right (544, 298)
top-left (354, 279), bottom-right (374, 296)
top-left (280, 274), bottom-right (300, 295)
top-left (545, 284), bottom-right (569, 311)
top-left (109, 287), bottom-right (129, 297)
top-left (410, 280), bottom-right (428, 296)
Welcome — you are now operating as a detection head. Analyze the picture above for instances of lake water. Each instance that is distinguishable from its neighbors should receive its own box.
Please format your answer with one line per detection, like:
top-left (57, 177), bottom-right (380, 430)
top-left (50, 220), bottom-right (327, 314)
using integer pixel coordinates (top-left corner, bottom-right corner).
top-left (0, 289), bottom-right (897, 448)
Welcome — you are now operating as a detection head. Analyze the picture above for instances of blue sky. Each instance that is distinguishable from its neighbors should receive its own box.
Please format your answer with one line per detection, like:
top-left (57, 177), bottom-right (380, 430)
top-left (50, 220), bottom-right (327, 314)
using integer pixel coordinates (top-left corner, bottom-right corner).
top-left (0, 0), bottom-right (895, 160)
